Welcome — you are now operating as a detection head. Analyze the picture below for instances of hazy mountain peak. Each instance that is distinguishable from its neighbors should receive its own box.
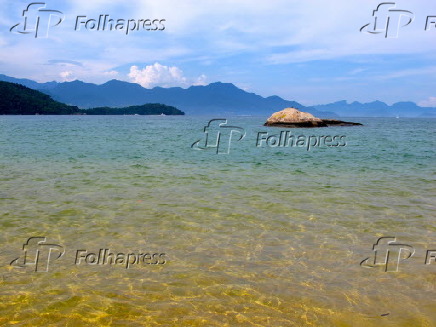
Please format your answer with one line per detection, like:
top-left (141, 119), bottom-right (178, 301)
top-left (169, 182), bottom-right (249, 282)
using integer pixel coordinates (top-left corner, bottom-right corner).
top-left (208, 81), bottom-right (237, 88)
top-left (102, 79), bottom-right (126, 85)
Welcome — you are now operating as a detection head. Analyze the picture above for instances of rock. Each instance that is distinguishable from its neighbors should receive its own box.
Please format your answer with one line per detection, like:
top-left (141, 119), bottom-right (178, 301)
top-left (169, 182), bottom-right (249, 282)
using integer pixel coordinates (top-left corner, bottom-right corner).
top-left (265, 108), bottom-right (325, 127)
top-left (264, 108), bottom-right (362, 128)
top-left (320, 119), bottom-right (363, 127)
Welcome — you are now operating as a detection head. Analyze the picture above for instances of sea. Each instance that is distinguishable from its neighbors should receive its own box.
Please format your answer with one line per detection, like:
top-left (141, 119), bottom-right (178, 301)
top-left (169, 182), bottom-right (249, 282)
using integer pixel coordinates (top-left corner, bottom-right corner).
top-left (0, 115), bottom-right (435, 326)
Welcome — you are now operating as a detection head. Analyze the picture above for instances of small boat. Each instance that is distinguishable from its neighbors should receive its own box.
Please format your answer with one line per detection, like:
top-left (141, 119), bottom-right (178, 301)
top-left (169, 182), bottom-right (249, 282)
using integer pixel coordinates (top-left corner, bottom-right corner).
top-left (160, 113), bottom-right (166, 116)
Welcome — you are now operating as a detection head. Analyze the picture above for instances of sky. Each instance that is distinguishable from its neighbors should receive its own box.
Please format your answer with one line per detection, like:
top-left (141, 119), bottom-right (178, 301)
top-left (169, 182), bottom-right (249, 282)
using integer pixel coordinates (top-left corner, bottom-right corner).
top-left (0, 0), bottom-right (435, 106)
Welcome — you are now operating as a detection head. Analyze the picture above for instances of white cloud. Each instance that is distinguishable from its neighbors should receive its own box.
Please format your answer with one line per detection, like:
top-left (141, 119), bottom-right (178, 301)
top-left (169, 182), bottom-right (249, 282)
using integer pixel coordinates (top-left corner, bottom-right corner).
top-left (376, 66), bottom-right (436, 80)
top-left (193, 74), bottom-right (207, 86)
top-left (348, 68), bottom-right (367, 75)
top-left (59, 71), bottom-right (74, 81)
top-left (128, 63), bottom-right (206, 88)
top-left (103, 70), bottom-right (119, 78)
top-left (418, 97), bottom-right (436, 107)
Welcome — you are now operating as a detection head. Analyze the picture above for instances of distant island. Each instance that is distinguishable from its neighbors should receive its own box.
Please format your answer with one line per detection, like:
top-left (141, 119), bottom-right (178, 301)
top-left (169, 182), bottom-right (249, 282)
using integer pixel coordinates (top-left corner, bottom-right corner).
top-left (0, 81), bottom-right (184, 115)
top-left (81, 104), bottom-right (184, 116)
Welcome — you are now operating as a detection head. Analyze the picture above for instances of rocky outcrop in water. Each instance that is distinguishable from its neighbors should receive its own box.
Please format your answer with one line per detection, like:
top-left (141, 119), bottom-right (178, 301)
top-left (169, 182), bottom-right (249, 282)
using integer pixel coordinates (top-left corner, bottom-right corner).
top-left (264, 108), bottom-right (362, 128)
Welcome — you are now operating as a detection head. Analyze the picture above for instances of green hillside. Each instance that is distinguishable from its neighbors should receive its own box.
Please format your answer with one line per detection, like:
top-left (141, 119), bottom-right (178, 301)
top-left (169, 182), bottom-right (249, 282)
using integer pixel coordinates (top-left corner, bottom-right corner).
top-left (0, 81), bottom-right (185, 115)
top-left (0, 81), bottom-right (78, 115)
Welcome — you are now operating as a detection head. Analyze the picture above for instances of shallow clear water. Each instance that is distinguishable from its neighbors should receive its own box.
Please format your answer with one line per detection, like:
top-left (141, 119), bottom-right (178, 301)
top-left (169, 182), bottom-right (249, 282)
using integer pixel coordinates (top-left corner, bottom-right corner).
top-left (0, 115), bottom-right (435, 326)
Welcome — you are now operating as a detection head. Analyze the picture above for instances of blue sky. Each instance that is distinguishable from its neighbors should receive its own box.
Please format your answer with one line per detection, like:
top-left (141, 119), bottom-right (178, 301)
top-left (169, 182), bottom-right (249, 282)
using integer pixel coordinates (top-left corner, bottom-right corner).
top-left (0, 0), bottom-right (435, 106)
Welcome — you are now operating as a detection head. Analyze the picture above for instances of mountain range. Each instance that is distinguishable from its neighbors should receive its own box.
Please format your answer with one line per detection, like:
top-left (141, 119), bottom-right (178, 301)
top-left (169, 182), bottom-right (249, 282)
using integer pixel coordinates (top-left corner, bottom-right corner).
top-left (0, 74), bottom-right (434, 117)
top-left (313, 100), bottom-right (436, 118)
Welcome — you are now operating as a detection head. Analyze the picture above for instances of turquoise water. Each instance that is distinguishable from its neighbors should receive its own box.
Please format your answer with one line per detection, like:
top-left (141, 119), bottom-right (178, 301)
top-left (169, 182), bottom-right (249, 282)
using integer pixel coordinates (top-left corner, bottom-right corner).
top-left (0, 115), bottom-right (435, 326)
